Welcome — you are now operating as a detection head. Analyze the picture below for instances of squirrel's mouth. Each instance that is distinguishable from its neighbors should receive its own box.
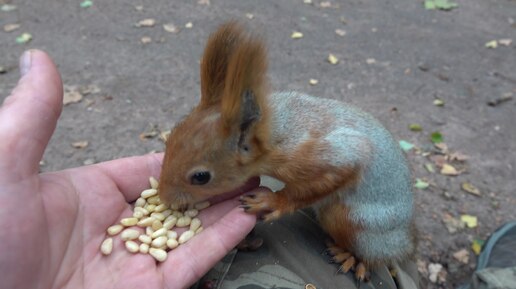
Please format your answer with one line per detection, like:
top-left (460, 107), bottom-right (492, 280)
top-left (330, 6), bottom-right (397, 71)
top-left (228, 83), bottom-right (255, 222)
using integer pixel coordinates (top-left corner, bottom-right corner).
top-left (206, 176), bottom-right (260, 205)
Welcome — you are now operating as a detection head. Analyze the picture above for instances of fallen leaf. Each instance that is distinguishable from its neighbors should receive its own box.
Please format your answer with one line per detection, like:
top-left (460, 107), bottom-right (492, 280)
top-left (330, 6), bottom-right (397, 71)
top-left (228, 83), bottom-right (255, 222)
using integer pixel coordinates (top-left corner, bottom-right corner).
top-left (185, 22), bottom-right (193, 29)
top-left (440, 163), bottom-right (459, 176)
top-left (136, 18), bottom-right (156, 27)
top-left (303, 0), bottom-right (313, 3)
top-left (424, 0), bottom-right (458, 11)
top-left (414, 179), bottom-right (429, 189)
top-left (80, 84), bottom-right (101, 95)
top-left (366, 58), bottom-right (376, 64)
top-left (291, 31), bottom-right (304, 39)
top-left (80, 0), bottom-right (93, 8)
top-left (1, 4), bottom-right (17, 11)
top-left (309, 79), bottom-right (318, 85)
top-left (430, 155), bottom-right (447, 167)
top-left (428, 263), bottom-right (443, 283)
top-left (461, 182), bottom-right (481, 196)
top-left (3, 23), bottom-right (20, 32)
top-left (434, 142), bottom-right (448, 152)
top-left (163, 23), bottom-right (179, 33)
top-left (442, 213), bottom-right (465, 233)
top-left (72, 141), bottom-right (89, 149)
top-left (335, 29), bottom-right (346, 36)
top-left (16, 33), bottom-right (32, 44)
top-left (452, 249), bottom-right (470, 264)
top-left (83, 158), bottom-right (95, 165)
top-left (134, 5), bottom-right (144, 11)
top-left (141, 36), bottom-right (152, 44)
top-left (487, 93), bottom-right (513, 106)
top-left (485, 40), bottom-right (498, 48)
top-left (320, 1), bottom-right (332, 8)
top-left (198, 0), bottom-right (210, 5)
top-left (498, 38), bottom-right (512, 46)
top-left (460, 214), bottom-right (478, 228)
top-left (159, 130), bottom-right (171, 142)
top-left (430, 132), bottom-right (443, 144)
top-left (245, 13), bottom-right (254, 19)
top-left (424, 163), bottom-right (435, 173)
top-left (449, 151), bottom-right (469, 161)
top-left (63, 86), bottom-right (83, 105)
top-left (433, 98), bottom-right (445, 106)
top-left (409, 123), bottom-right (423, 132)
top-left (327, 54), bottom-right (339, 64)
top-left (471, 239), bottom-right (484, 255)
top-left (399, 140), bottom-right (414, 151)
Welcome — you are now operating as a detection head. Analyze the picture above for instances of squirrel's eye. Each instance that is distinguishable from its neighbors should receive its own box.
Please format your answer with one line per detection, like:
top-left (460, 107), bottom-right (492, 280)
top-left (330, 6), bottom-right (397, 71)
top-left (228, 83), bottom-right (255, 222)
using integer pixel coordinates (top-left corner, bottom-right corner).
top-left (190, 171), bottom-right (211, 185)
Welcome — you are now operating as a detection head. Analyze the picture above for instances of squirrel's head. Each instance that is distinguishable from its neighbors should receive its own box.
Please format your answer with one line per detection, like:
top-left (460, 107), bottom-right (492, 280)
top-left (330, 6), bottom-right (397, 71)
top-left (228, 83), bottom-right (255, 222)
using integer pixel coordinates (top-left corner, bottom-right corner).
top-left (158, 21), bottom-right (270, 206)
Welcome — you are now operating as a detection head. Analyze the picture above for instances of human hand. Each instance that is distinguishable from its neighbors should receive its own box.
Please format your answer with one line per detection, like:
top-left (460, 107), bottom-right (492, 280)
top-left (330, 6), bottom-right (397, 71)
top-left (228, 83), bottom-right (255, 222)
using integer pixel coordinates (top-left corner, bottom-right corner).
top-left (0, 50), bottom-right (257, 289)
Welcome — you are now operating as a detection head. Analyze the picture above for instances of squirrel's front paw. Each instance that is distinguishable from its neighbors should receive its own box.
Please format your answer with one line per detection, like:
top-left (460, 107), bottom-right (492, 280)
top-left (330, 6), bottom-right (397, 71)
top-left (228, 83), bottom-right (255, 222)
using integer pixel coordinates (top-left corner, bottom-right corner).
top-left (239, 190), bottom-right (283, 222)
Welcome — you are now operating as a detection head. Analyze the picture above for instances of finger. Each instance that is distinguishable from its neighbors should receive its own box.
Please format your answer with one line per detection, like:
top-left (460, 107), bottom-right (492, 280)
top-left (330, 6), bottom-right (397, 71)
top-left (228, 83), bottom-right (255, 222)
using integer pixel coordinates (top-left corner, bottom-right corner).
top-left (162, 205), bottom-right (256, 286)
top-left (92, 153), bottom-right (163, 202)
top-left (0, 50), bottom-right (63, 179)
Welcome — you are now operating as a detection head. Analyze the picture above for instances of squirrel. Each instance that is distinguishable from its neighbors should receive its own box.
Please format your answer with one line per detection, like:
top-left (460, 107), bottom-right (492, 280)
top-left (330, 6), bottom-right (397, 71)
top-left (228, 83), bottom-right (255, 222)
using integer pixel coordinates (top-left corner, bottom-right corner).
top-left (158, 21), bottom-right (416, 281)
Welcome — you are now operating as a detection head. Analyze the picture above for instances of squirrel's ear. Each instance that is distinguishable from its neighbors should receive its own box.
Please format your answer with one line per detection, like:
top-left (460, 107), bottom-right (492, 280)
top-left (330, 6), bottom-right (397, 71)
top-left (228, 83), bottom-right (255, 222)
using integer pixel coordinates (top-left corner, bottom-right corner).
top-left (199, 22), bottom-right (245, 108)
top-left (220, 33), bottom-right (268, 140)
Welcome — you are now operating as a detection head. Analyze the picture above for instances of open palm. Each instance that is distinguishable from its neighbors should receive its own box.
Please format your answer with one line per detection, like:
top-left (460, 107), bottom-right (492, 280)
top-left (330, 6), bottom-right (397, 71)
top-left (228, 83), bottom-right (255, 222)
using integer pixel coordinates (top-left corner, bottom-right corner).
top-left (0, 50), bottom-right (256, 289)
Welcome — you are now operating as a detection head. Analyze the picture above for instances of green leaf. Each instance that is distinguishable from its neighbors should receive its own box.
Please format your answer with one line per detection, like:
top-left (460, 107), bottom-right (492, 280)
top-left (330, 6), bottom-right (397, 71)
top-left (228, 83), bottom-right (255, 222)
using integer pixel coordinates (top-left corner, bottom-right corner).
top-left (425, 0), bottom-right (458, 10)
top-left (415, 178), bottom-right (430, 189)
top-left (16, 33), bottom-right (32, 44)
top-left (472, 239), bottom-right (484, 255)
top-left (430, 132), bottom-right (443, 144)
top-left (399, 140), bottom-right (415, 151)
top-left (409, 124), bottom-right (423, 132)
top-left (424, 163), bottom-right (435, 173)
top-left (80, 0), bottom-right (93, 8)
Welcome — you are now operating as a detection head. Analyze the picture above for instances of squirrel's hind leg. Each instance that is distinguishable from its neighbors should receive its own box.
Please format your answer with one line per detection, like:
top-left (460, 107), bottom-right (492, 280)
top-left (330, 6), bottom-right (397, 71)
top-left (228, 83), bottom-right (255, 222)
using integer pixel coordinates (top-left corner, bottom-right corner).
top-left (318, 202), bottom-right (370, 281)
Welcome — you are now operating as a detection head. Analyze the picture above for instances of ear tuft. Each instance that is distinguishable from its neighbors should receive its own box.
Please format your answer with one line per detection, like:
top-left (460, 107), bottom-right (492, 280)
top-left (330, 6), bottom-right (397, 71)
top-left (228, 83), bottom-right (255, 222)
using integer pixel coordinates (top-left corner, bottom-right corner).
top-left (199, 21), bottom-right (246, 108)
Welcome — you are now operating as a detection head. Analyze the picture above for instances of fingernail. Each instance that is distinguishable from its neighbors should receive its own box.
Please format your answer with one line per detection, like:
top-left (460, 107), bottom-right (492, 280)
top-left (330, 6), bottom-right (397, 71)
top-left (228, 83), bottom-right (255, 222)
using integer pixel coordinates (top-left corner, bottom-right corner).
top-left (20, 50), bottom-right (33, 77)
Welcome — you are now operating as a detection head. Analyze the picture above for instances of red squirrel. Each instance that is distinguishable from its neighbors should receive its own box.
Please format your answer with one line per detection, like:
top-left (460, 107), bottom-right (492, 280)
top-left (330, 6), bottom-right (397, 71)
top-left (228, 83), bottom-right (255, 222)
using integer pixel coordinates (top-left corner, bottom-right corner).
top-left (158, 21), bottom-right (416, 281)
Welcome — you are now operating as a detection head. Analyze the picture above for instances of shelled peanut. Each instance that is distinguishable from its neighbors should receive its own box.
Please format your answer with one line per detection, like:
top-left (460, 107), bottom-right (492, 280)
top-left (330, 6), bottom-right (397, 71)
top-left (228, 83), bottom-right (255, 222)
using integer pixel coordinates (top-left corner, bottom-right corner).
top-left (100, 176), bottom-right (210, 262)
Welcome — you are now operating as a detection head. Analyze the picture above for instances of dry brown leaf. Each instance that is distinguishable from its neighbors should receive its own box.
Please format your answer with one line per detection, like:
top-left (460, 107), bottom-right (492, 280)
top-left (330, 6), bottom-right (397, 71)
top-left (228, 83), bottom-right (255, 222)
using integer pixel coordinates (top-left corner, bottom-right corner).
top-left (159, 130), bottom-right (171, 142)
top-left (72, 141), bottom-right (89, 149)
top-left (453, 249), bottom-right (470, 264)
top-left (430, 155), bottom-right (447, 167)
top-left (461, 182), bottom-right (481, 196)
top-left (434, 142), bottom-right (449, 153)
top-left (499, 39), bottom-right (512, 46)
top-left (198, 0), bottom-right (210, 5)
top-left (63, 86), bottom-right (83, 105)
top-left (136, 19), bottom-right (156, 27)
top-left (440, 163), bottom-right (459, 176)
top-left (3, 23), bottom-right (20, 32)
top-left (80, 84), bottom-right (101, 95)
top-left (141, 36), bottom-right (152, 44)
top-left (449, 151), bottom-right (469, 161)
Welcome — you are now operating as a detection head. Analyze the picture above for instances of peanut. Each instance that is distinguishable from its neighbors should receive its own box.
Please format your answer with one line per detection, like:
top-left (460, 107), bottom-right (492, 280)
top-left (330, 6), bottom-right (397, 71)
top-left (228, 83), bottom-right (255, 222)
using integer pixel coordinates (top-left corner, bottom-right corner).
top-left (176, 216), bottom-right (191, 227)
top-left (163, 218), bottom-right (176, 230)
top-left (141, 188), bottom-right (158, 199)
top-left (150, 212), bottom-right (165, 221)
top-left (149, 248), bottom-right (167, 262)
top-left (154, 204), bottom-right (167, 213)
top-left (133, 210), bottom-right (144, 219)
top-left (194, 201), bottom-right (210, 210)
top-left (120, 228), bottom-right (140, 241)
top-left (151, 236), bottom-right (168, 248)
top-left (100, 238), bottom-right (113, 255)
top-left (125, 240), bottom-right (139, 253)
top-left (107, 224), bottom-right (124, 236)
top-left (138, 234), bottom-right (152, 244)
top-left (149, 176), bottom-right (159, 189)
top-left (166, 238), bottom-right (179, 249)
top-left (167, 230), bottom-right (178, 240)
top-left (135, 197), bottom-right (146, 208)
top-left (147, 195), bottom-right (160, 205)
top-left (137, 217), bottom-right (156, 227)
top-left (120, 217), bottom-right (138, 226)
top-left (178, 230), bottom-right (195, 244)
top-left (195, 227), bottom-right (204, 234)
top-left (185, 209), bottom-right (199, 218)
top-left (161, 209), bottom-right (172, 218)
top-left (140, 243), bottom-right (150, 254)
top-left (190, 218), bottom-right (201, 232)
top-left (151, 227), bottom-right (167, 239)
top-left (151, 220), bottom-right (163, 231)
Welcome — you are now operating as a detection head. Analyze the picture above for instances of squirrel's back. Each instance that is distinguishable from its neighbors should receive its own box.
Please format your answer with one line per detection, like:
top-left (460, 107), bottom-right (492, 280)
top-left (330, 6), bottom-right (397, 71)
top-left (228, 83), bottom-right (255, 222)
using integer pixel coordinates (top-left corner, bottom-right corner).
top-left (267, 91), bottom-right (415, 263)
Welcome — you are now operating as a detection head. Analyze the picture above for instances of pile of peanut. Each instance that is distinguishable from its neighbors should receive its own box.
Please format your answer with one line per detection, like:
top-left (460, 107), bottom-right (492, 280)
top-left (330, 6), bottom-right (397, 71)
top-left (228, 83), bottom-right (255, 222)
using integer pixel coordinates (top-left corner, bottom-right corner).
top-left (100, 176), bottom-right (210, 262)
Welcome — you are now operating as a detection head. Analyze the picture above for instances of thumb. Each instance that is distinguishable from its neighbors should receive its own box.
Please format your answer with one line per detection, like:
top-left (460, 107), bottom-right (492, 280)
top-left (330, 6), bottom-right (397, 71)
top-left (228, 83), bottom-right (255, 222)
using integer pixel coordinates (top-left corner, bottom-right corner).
top-left (0, 50), bottom-right (63, 181)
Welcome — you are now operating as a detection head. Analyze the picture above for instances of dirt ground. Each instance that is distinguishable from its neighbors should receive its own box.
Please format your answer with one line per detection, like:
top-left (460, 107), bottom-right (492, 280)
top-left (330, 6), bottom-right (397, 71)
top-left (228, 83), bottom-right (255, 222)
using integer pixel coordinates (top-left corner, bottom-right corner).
top-left (1, 0), bottom-right (515, 288)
